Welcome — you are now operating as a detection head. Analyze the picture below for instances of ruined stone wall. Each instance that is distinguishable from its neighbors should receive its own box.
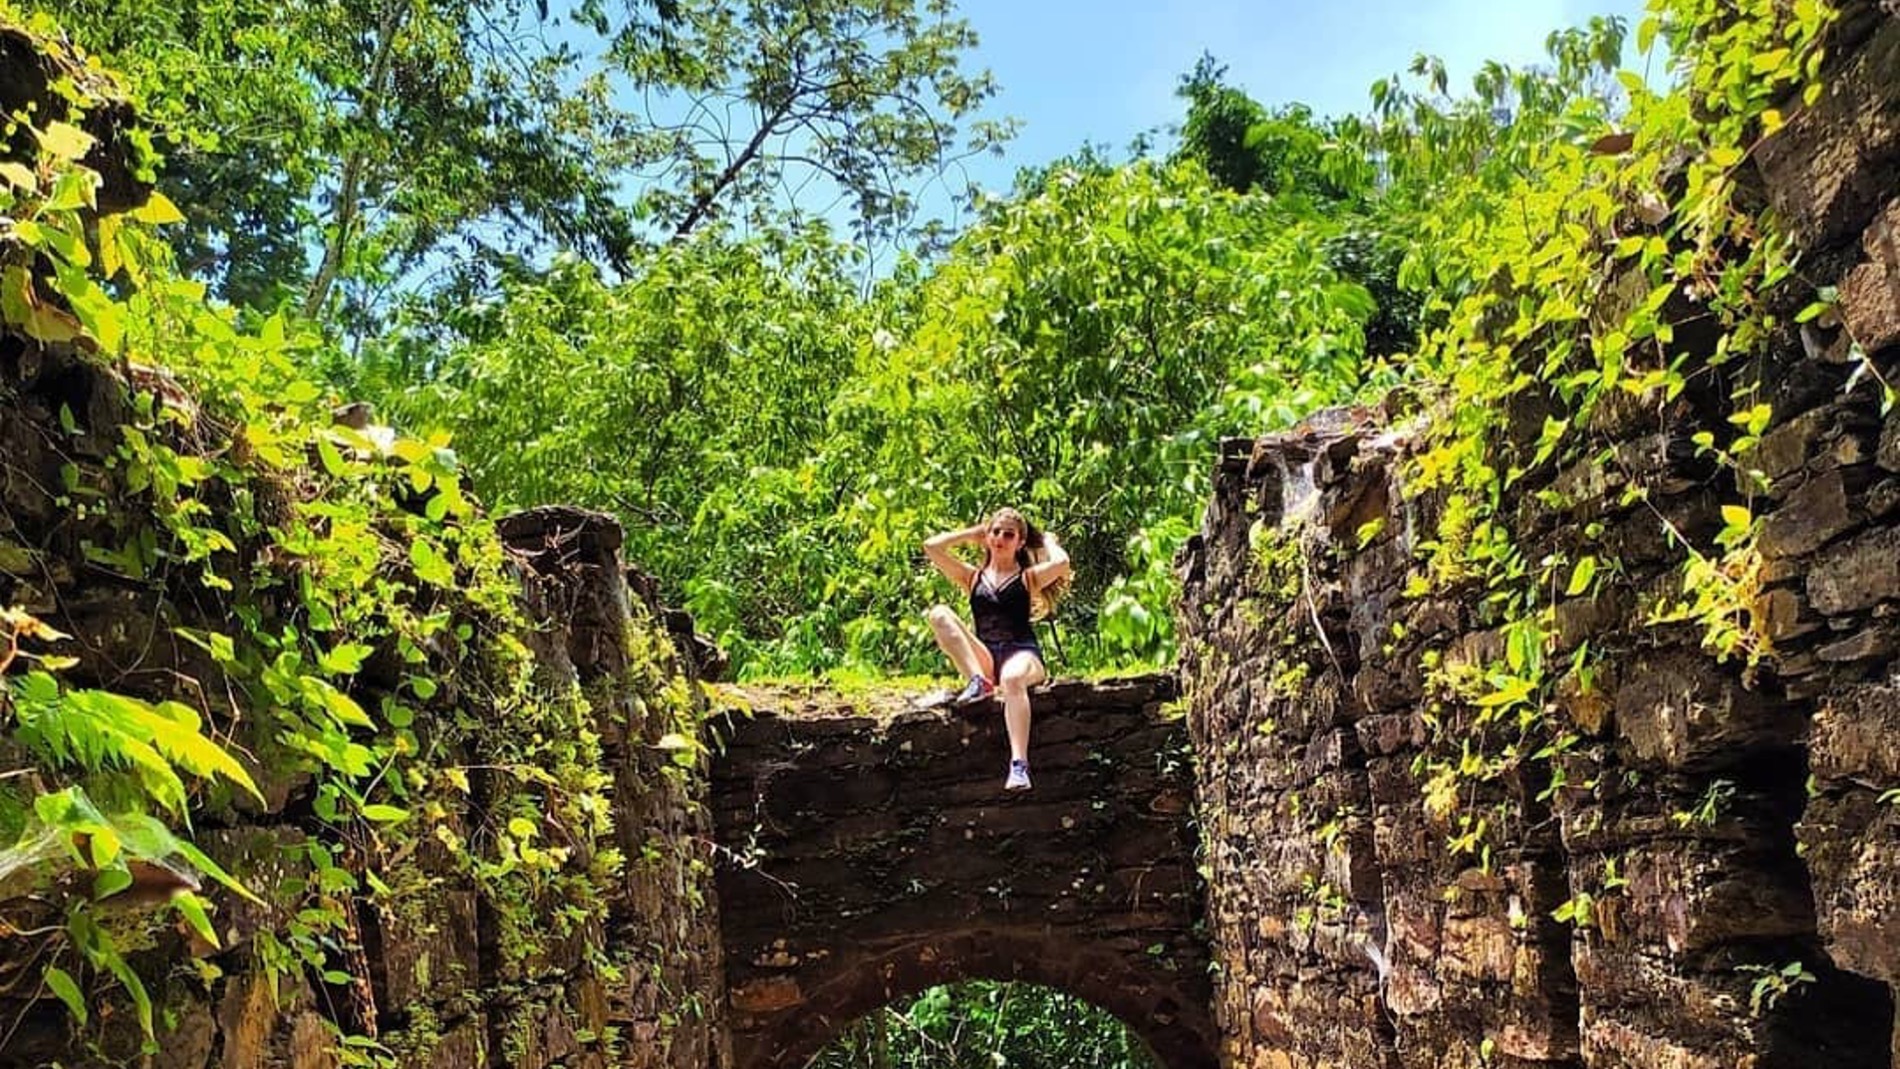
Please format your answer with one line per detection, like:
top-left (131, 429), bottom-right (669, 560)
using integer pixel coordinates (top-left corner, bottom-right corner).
top-left (708, 677), bottom-right (1213, 1069)
top-left (1175, 6), bottom-right (1900, 1067)
top-left (0, 25), bottom-right (724, 1067)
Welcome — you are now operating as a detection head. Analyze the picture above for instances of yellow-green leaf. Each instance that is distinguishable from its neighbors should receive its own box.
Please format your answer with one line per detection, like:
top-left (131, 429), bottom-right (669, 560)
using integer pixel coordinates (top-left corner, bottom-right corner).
top-left (1565, 556), bottom-right (1598, 596)
top-left (173, 892), bottom-right (221, 949)
top-left (43, 966), bottom-right (86, 1025)
top-left (130, 191), bottom-right (184, 225)
top-left (36, 121), bottom-right (96, 162)
top-left (0, 161), bottom-right (37, 192)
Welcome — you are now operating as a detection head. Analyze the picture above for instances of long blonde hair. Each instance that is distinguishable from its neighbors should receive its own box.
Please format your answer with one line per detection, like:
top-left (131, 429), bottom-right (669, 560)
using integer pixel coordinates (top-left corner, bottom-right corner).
top-left (987, 508), bottom-right (1070, 622)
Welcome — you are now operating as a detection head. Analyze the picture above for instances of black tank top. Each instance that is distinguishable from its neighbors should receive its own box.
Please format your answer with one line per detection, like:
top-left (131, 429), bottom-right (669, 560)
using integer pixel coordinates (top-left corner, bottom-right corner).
top-left (970, 569), bottom-right (1036, 644)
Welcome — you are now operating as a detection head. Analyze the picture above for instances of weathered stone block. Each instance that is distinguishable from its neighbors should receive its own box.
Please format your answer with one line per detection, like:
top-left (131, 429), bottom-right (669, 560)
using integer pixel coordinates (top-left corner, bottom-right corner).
top-left (1838, 199), bottom-right (1900, 355)
top-left (1758, 468), bottom-right (1859, 557)
top-left (1810, 682), bottom-right (1900, 784)
top-left (1755, 17), bottom-right (1900, 251)
top-left (1808, 524), bottom-right (1900, 613)
top-left (377, 888), bottom-right (480, 1010)
top-left (1612, 650), bottom-right (1800, 771)
top-left (1799, 791), bottom-right (1900, 983)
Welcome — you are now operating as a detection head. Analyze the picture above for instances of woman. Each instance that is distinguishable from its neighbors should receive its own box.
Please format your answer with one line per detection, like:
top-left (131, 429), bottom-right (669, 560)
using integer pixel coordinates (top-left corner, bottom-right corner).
top-left (923, 508), bottom-right (1071, 791)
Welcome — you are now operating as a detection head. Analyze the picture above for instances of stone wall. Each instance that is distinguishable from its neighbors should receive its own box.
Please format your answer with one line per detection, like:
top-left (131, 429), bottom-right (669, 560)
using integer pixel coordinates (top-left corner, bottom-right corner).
top-left (708, 676), bottom-right (1213, 1069)
top-left (1175, 5), bottom-right (1900, 1067)
top-left (493, 507), bottom-right (729, 1069)
top-left (0, 26), bottom-right (723, 1066)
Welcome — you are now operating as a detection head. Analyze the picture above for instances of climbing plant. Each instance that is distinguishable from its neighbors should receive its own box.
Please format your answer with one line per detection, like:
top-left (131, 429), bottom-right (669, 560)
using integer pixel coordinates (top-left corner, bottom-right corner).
top-left (0, 14), bottom-right (703, 1062)
top-left (1383, 0), bottom-right (1838, 887)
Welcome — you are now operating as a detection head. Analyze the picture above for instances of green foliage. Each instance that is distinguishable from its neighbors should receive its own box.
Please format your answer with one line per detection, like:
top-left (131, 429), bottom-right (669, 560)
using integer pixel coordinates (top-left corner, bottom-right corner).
top-left (370, 157), bottom-right (1394, 677)
top-left (806, 160), bottom-right (1386, 671)
top-left (1388, 0), bottom-right (1833, 868)
top-left (0, 29), bottom-right (701, 1061)
top-left (1738, 960), bottom-right (1816, 1017)
top-left (1, 0), bottom-right (1860, 1059)
top-left (810, 982), bottom-right (1161, 1069)
top-left (1173, 55), bottom-right (1372, 203)
top-left (25, 0), bottom-right (1006, 330)
top-left (619, 0), bottom-right (1012, 246)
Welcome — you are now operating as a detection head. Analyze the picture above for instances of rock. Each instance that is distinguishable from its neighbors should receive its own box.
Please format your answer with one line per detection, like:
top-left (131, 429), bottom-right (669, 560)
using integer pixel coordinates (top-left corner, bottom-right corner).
top-left (1612, 650), bottom-right (1798, 771)
top-left (1759, 469), bottom-right (1859, 557)
top-left (1810, 682), bottom-right (1900, 785)
top-left (1838, 199), bottom-right (1900, 356)
top-left (1809, 525), bottom-right (1900, 613)
top-left (1755, 18), bottom-right (1900, 251)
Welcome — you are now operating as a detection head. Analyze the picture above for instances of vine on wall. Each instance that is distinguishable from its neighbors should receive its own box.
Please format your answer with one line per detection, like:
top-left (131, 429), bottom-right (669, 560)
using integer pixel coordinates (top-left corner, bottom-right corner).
top-left (1381, 0), bottom-right (1837, 902)
top-left (0, 10), bottom-right (703, 1064)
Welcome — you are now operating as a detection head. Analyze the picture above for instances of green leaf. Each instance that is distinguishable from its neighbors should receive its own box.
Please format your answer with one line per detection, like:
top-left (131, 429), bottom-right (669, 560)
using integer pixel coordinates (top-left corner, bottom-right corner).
top-left (35, 122), bottom-right (96, 162)
top-left (44, 170), bottom-right (98, 213)
top-left (360, 804), bottom-right (409, 824)
top-left (93, 867), bottom-right (133, 900)
top-left (129, 191), bottom-right (185, 226)
top-left (1636, 14), bottom-right (1659, 55)
top-left (173, 892), bottom-right (221, 949)
top-left (1565, 556), bottom-right (1598, 597)
top-left (318, 642), bottom-right (374, 676)
top-left (0, 161), bottom-right (37, 192)
top-left (317, 435), bottom-right (349, 478)
top-left (145, 700), bottom-right (266, 802)
top-left (43, 965), bottom-right (86, 1025)
top-left (305, 678), bottom-right (374, 729)
top-left (409, 539), bottom-right (455, 586)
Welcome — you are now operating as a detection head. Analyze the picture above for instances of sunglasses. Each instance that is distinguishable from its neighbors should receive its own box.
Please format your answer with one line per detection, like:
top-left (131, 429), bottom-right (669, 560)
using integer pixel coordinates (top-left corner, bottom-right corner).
top-left (989, 527), bottom-right (1020, 539)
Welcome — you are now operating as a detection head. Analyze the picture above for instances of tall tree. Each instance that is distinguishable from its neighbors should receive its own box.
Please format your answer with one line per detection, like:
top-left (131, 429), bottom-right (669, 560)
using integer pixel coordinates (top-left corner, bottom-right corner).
top-left (614, 0), bottom-right (1012, 245)
top-left (29, 0), bottom-right (1006, 329)
top-left (1172, 55), bottom-right (1368, 202)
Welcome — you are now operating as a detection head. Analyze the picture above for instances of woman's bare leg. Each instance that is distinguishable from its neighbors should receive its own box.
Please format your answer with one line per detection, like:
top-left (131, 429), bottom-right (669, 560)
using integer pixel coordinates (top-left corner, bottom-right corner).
top-left (926, 605), bottom-right (993, 683)
top-left (997, 653), bottom-right (1048, 763)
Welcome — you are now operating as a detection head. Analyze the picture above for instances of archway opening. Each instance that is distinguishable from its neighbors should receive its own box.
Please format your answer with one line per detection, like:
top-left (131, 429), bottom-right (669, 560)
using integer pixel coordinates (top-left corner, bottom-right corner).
top-left (805, 980), bottom-right (1163, 1069)
top-left (727, 925), bottom-right (1216, 1069)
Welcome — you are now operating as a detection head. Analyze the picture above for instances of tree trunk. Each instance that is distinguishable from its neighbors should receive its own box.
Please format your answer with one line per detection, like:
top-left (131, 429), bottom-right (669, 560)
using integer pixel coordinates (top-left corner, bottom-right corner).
top-left (303, 0), bottom-right (405, 318)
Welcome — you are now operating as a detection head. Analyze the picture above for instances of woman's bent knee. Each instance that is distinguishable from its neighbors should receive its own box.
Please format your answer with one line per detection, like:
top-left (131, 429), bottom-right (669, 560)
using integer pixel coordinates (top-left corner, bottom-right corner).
top-left (926, 605), bottom-right (965, 635)
top-left (998, 660), bottom-right (1042, 695)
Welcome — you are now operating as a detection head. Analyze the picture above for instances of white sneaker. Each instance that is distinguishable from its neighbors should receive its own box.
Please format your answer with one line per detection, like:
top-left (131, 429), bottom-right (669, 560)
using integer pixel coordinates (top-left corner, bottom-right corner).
top-left (1005, 759), bottom-right (1031, 791)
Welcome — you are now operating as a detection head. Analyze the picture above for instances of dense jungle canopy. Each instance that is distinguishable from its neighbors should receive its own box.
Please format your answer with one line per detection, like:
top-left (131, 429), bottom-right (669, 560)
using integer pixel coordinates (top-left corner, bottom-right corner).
top-left (0, 0), bottom-right (1846, 1063)
top-left (16, 0), bottom-right (1642, 678)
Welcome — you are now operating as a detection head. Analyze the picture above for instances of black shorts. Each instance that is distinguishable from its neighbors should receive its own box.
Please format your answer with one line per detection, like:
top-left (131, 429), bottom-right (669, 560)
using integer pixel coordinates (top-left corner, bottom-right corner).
top-left (984, 640), bottom-right (1043, 676)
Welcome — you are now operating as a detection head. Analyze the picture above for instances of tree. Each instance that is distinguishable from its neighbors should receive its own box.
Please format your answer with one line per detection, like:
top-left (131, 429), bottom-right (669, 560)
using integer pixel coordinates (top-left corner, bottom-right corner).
top-left (616, 0), bottom-right (1012, 247)
top-left (1172, 55), bottom-right (1369, 202)
top-left (371, 226), bottom-right (869, 616)
top-left (29, 0), bottom-right (1006, 329)
top-left (30, 0), bottom-right (652, 319)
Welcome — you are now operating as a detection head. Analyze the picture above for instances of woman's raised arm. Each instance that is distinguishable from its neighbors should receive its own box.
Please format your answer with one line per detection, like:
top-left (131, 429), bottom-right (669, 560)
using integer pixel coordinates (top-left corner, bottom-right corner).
top-left (1026, 532), bottom-right (1071, 591)
top-left (923, 522), bottom-right (985, 588)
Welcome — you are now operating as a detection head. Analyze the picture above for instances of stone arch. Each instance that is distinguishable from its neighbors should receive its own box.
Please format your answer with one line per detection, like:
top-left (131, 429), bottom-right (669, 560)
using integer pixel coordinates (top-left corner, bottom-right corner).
top-left (711, 677), bottom-right (1214, 1069)
top-left (738, 930), bottom-right (1216, 1069)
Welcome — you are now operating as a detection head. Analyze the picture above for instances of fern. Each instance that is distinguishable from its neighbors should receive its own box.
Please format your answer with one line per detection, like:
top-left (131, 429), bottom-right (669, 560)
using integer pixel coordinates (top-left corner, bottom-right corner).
top-left (8, 670), bottom-right (264, 813)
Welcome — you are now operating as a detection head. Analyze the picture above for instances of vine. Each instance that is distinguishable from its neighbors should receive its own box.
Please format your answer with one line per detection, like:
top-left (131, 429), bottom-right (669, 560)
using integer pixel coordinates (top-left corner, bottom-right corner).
top-left (0, 15), bottom-right (703, 1063)
top-left (1393, 0), bottom-right (1836, 896)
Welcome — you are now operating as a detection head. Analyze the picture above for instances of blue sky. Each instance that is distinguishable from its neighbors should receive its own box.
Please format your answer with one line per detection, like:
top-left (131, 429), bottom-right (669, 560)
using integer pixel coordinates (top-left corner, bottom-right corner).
top-left (940, 0), bottom-right (1651, 200)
